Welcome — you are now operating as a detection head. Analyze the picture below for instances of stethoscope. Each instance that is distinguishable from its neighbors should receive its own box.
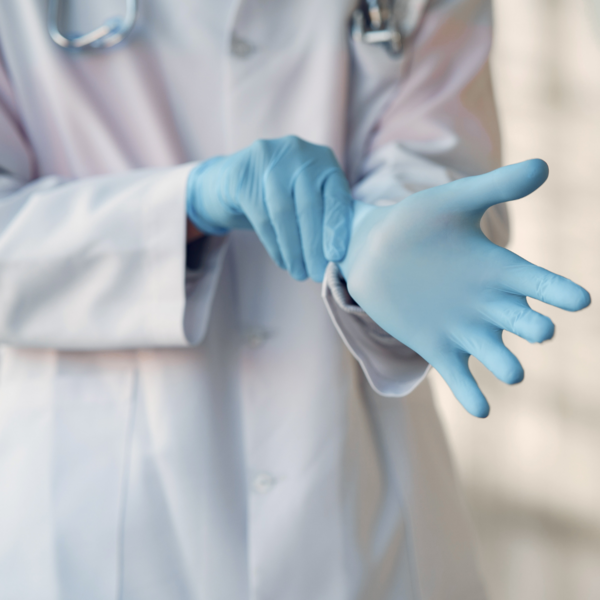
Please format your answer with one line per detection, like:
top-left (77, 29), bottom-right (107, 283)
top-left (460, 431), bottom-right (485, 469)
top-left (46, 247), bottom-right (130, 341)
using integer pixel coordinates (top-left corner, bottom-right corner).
top-left (48, 0), bottom-right (138, 49)
top-left (48, 0), bottom-right (405, 56)
top-left (351, 0), bottom-right (403, 55)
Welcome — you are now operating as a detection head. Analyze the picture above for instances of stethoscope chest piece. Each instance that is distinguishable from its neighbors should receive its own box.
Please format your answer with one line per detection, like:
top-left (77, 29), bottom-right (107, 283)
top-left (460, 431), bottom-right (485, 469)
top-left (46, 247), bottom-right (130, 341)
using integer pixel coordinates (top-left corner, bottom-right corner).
top-left (352, 0), bottom-right (403, 56)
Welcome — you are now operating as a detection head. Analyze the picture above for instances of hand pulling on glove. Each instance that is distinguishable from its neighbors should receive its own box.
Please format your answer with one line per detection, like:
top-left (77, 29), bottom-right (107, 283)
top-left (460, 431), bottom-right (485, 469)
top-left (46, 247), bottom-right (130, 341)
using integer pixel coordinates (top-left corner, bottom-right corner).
top-left (187, 135), bottom-right (354, 282)
top-left (339, 159), bottom-right (591, 418)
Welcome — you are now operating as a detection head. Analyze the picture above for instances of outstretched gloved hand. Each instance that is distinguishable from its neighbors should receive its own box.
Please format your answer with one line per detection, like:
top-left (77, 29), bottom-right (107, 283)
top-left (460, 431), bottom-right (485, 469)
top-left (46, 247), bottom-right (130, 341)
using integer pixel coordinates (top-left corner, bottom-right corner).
top-left (339, 159), bottom-right (591, 418)
top-left (187, 135), bottom-right (354, 282)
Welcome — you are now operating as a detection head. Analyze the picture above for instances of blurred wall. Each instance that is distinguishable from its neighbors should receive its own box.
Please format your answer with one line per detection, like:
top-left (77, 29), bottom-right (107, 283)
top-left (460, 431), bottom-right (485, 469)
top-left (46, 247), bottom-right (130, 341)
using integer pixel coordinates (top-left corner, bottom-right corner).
top-left (432, 0), bottom-right (600, 599)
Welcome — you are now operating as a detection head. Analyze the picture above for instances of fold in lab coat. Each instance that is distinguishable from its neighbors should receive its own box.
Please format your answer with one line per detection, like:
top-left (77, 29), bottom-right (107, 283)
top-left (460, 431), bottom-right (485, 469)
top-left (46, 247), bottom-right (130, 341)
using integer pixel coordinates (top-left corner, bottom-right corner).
top-left (0, 0), bottom-right (505, 598)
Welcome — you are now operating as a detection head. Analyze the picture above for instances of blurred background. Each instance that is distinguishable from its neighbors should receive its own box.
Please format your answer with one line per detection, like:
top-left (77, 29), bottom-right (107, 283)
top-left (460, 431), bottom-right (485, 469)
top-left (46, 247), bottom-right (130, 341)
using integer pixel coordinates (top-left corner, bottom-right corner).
top-left (432, 0), bottom-right (600, 598)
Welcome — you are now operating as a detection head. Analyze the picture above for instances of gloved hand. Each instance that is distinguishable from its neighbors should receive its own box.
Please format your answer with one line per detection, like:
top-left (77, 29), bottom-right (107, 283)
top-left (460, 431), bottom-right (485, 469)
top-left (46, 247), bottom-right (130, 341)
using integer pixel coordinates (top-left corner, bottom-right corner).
top-left (339, 159), bottom-right (591, 418)
top-left (187, 135), bottom-right (354, 282)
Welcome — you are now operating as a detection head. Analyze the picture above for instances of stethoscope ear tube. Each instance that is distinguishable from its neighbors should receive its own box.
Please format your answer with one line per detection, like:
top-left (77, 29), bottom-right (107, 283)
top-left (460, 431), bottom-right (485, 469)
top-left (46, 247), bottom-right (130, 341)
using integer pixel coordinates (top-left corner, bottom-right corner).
top-left (47, 0), bottom-right (138, 50)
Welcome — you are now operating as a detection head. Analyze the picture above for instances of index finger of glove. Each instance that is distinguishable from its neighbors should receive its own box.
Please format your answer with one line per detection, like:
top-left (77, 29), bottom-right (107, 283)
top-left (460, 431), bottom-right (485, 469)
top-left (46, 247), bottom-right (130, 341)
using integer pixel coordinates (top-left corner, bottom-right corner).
top-left (438, 159), bottom-right (549, 215)
top-left (263, 173), bottom-right (308, 280)
top-left (499, 257), bottom-right (591, 312)
top-left (293, 163), bottom-right (328, 282)
top-left (322, 169), bottom-right (354, 263)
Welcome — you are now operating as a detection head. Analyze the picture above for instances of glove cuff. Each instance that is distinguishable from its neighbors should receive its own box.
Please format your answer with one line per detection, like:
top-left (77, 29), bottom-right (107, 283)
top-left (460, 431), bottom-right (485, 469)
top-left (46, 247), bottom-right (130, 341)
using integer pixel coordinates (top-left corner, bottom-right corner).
top-left (186, 160), bottom-right (230, 236)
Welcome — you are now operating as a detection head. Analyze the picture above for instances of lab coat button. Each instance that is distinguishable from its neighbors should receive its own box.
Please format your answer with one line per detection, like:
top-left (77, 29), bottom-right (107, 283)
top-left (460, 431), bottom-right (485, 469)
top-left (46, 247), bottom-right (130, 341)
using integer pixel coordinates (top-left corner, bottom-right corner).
top-left (252, 473), bottom-right (276, 494)
top-left (231, 35), bottom-right (256, 58)
top-left (246, 329), bottom-right (270, 347)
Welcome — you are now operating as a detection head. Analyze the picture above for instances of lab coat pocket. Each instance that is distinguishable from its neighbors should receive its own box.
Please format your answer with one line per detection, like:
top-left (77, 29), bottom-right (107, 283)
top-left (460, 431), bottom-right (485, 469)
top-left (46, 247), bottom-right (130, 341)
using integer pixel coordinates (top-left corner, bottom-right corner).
top-left (0, 351), bottom-right (137, 600)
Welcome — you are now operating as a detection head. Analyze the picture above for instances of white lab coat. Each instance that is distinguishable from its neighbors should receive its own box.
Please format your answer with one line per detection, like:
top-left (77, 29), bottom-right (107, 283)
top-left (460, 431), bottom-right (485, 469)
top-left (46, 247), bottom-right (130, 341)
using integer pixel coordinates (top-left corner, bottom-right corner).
top-left (0, 0), bottom-right (506, 599)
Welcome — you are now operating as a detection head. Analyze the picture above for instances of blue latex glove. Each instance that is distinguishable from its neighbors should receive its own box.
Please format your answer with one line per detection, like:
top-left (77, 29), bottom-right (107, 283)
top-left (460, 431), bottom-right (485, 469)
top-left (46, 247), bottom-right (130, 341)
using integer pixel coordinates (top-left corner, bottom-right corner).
top-left (187, 136), bottom-right (354, 282)
top-left (339, 159), bottom-right (591, 418)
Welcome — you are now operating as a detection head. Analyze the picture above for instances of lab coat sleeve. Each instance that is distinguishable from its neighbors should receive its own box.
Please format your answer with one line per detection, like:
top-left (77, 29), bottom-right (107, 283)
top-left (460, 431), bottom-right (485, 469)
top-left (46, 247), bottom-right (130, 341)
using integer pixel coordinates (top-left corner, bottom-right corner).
top-left (324, 0), bottom-right (507, 397)
top-left (0, 167), bottom-right (230, 350)
top-left (322, 262), bottom-right (431, 397)
top-left (0, 63), bottom-right (227, 349)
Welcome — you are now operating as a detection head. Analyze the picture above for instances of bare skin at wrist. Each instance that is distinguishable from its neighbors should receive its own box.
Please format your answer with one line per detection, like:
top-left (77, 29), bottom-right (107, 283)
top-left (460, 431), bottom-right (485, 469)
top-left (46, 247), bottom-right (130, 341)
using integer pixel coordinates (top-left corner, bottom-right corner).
top-left (187, 218), bottom-right (204, 242)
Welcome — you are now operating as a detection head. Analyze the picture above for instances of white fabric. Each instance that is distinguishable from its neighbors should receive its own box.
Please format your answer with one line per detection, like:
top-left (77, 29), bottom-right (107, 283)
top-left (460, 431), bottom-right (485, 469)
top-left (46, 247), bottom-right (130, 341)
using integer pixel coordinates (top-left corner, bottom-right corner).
top-left (0, 0), bottom-right (505, 598)
top-left (323, 262), bottom-right (431, 397)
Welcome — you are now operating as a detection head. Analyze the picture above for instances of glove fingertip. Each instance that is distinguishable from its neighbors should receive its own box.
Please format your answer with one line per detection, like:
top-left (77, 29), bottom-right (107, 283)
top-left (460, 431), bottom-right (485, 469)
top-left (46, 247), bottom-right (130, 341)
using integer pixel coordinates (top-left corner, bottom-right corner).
top-left (539, 319), bottom-right (555, 343)
top-left (554, 283), bottom-right (591, 312)
top-left (290, 267), bottom-right (309, 281)
top-left (459, 383), bottom-right (490, 418)
top-left (307, 259), bottom-right (328, 283)
top-left (468, 400), bottom-right (490, 419)
top-left (505, 364), bottom-right (525, 385)
top-left (573, 286), bottom-right (592, 311)
top-left (323, 222), bottom-right (351, 263)
top-left (525, 158), bottom-right (550, 185)
top-left (324, 243), bottom-right (346, 263)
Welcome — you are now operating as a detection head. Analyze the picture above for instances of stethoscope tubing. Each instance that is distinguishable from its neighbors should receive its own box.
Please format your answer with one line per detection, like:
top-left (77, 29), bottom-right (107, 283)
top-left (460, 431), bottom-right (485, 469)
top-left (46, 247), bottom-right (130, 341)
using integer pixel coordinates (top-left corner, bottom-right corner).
top-left (47, 0), bottom-right (402, 53)
top-left (47, 0), bottom-right (138, 49)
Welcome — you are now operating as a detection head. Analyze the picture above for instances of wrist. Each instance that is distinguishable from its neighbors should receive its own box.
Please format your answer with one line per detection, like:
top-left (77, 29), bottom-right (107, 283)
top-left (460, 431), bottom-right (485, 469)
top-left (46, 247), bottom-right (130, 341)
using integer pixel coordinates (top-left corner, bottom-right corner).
top-left (186, 218), bottom-right (204, 242)
top-left (186, 159), bottom-right (230, 236)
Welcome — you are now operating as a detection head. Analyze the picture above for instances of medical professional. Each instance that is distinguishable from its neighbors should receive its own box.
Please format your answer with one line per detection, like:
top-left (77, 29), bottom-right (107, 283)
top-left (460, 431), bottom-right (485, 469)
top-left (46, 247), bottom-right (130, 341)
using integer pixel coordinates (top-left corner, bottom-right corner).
top-left (0, 0), bottom-right (590, 599)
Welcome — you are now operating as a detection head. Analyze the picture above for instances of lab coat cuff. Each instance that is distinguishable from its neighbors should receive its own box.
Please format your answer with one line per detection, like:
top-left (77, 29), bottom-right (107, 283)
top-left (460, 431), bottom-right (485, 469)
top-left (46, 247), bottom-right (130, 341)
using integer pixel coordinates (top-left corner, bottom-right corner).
top-left (142, 162), bottom-right (197, 345)
top-left (183, 235), bottom-right (230, 345)
top-left (322, 263), bottom-right (430, 397)
top-left (143, 162), bottom-right (227, 347)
